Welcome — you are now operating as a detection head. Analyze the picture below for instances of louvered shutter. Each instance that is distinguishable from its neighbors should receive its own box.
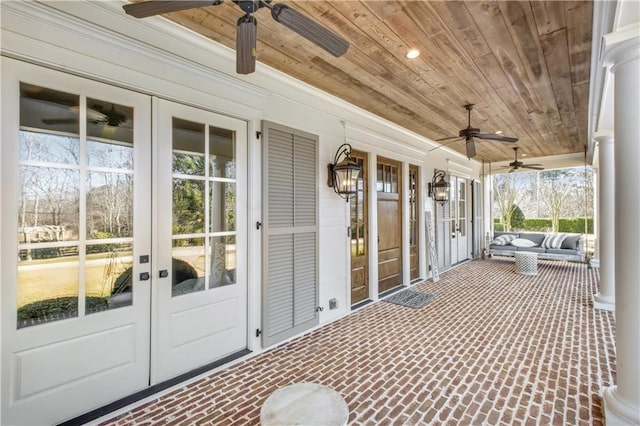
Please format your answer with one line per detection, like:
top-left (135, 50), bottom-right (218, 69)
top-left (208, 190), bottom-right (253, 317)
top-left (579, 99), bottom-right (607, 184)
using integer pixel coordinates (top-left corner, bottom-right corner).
top-left (262, 121), bottom-right (318, 347)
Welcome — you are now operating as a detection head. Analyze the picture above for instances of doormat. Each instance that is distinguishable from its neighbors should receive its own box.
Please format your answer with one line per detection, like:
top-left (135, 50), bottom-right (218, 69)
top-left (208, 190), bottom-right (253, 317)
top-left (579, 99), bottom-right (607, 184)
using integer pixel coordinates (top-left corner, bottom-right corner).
top-left (383, 290), bottom-right (436, 309)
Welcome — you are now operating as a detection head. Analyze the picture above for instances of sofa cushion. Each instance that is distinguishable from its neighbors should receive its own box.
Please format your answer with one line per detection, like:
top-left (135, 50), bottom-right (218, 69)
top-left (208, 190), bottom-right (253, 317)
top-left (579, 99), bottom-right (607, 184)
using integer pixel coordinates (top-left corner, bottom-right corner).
top-left (510, 238), bottom-right (537, 248)
top-left (542, 234), bottom-right (567, 249)
top-left (517, 246), bottom-right (546, 253)
top-left (492, 234), bottom-right (516, 246)
top-left (518, 233), bottom-right (545, 246)
top-left (561, 235), bottom-right (581, 250)
top-left (546, 248), bottom-right (579, 256)
top-left (490, 244), bottom-right (517, 252)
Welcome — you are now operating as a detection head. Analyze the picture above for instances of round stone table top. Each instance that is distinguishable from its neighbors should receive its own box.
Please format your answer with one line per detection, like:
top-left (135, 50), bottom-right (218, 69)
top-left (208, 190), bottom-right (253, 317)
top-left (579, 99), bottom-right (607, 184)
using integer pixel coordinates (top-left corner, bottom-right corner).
top-left (260, 382), bottom-right (349, 426)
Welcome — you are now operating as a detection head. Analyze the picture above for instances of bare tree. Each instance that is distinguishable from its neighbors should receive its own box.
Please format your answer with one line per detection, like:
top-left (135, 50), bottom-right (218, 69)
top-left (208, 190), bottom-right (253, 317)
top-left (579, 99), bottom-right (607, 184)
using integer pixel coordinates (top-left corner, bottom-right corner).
top-left (493, 173), bottom-right (522, 232)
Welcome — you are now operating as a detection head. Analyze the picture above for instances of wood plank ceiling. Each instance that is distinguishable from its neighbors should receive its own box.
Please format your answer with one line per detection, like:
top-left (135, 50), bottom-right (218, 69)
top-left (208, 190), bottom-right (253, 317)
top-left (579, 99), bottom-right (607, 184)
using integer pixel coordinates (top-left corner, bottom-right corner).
top-left (153, 1), bottom-right (593, 163)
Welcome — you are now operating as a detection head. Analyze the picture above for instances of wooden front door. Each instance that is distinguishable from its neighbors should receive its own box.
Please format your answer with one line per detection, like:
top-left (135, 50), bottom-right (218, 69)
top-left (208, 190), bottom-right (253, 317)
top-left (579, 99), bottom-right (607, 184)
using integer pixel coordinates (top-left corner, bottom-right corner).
top-left (377, 157), bottom-right (403, 294)
top-left (350, 151), bottom-right (368, 305)
top-left (409, 165), bottom-right (419, 281)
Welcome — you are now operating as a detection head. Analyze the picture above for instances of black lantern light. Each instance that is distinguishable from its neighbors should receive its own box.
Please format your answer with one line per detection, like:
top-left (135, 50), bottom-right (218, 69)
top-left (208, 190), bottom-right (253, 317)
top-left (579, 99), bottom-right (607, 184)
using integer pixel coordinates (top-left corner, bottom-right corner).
top-left (327, 143), bottom-right (362, 201)
top-left (428, 169), bottom-right (450, 205)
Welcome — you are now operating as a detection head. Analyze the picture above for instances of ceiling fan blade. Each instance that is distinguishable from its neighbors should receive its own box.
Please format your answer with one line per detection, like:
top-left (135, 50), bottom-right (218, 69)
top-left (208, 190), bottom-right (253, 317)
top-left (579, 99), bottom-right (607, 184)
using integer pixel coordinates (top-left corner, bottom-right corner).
top-left (523, 165), bottom-right (544, 170)
top-left (428, 137), bottom-right (463, 152)
top-left (435, 135), bottom-right (460, 142)
top-left (270, 4), bottom-right (349, 57)
top-left (236, 14), bottom-right (257, 74)
top-left (123, 1), bottom-right (222, 18)
top-left (475, 133), bottom-right (519, 143)
top-left (465, 139), bottom-right (476, 158)
top-left (42, 118), bottom-right (79, 125)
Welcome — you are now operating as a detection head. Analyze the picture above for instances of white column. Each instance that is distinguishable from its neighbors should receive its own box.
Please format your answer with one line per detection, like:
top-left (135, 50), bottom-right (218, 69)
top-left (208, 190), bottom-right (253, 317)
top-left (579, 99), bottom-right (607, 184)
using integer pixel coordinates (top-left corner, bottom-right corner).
top-left (593, 135), bottom-right (614, 311)
top-left (592, 163), bottom-right (600, 263)
top-left (601, 31), bottom-right (640, 425)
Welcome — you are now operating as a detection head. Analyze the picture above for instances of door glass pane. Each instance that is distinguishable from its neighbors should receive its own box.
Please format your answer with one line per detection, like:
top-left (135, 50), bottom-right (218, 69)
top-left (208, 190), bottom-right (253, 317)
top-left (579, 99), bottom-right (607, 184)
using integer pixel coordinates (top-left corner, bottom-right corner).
top-left (87, 172), bottom-right (133, 238)
top-left (20, 83), bottom-right (79, 136)
top-left (86, 99), bottom-right (133, 144)
top-left (376, 164), bottom-right (383, 191)
top-left (172, 238), bottom-right (206, 296)
top-left (173, 178), bottom-right (205, 234)
top-left (86, 243), bottom-right (133, 314)
top-left (17, 248), bottom-right (79, 329)
top-left (390, 166), bottom-right (398, 193)
top-left (173, 118), bottom-right (205, 176)
top-left (209, 127), bottom-right (236, 178)
top-left (20, 131), bottom-right (79, 164)
top-left (210, 181), bottom-right (236, 233)
top-left (209, 235), bottom-right (236, 288)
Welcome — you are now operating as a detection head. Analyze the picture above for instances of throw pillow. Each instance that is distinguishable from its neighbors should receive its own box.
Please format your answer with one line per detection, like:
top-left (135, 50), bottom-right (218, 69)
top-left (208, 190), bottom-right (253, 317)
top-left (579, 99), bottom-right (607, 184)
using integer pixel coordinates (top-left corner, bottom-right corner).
top-left (542, 234), bottom-right (567, 249)
top-left (491, 234), bottom-right (516, 246)
top-left (510, 238), bottom-right (537, 248)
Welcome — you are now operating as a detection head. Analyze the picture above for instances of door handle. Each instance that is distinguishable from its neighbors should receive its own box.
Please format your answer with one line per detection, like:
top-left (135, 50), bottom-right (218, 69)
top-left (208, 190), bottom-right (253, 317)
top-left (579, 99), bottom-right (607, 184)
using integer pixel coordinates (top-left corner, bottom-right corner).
top-left (139, 272), bottom-right (150, 281)
top-left (159, 269), bottom-right (169, 278)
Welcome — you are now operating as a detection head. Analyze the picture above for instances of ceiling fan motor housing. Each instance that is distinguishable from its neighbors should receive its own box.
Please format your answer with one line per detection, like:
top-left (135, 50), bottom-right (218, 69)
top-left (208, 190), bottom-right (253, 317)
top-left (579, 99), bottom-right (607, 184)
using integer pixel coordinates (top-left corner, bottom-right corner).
top-left (459, 127), bottom-right (480, 138)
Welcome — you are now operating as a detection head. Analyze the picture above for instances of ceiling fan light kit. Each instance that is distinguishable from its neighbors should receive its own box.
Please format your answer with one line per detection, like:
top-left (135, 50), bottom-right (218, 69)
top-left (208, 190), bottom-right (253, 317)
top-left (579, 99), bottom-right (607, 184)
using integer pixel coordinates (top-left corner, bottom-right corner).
top-left (123, 0), bottom-right (349, 75)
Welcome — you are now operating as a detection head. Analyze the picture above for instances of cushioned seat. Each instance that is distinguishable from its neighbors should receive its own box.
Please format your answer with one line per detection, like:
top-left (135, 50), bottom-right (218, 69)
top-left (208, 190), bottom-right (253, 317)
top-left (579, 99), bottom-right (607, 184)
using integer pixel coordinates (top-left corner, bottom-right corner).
top-left (518, 246), bottom-right (546, 253)
top-left (490, 244), bottom-right (516, 251)
top-left (546, 248), bottom-right (579, 256)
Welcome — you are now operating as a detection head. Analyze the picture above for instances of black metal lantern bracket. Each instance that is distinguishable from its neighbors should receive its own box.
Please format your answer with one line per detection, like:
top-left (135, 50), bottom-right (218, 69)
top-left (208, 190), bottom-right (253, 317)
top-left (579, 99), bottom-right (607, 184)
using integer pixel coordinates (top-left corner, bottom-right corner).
top-left (428, 169), bottom-right (450, 205)
top-left (327, 143), bottom-right (362, 202)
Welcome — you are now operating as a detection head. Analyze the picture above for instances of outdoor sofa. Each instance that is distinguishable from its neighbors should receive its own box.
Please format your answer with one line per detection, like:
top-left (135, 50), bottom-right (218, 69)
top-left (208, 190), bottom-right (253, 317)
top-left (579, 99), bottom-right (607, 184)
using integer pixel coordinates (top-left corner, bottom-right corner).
top-left (486, 231), bottom-right (585, 262)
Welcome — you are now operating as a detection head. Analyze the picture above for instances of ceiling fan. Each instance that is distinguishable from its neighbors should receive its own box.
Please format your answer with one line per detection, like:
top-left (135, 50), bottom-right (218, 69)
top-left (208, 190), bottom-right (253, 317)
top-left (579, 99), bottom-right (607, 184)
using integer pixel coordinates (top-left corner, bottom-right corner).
top-left (122, 0), bottom-right (350, 75)
top-left (42, 104), bottom-right (130, 128)
top-left (499, 147), bottom-right (544, 173)
top-left (434, 104), bottom-right (518, 158)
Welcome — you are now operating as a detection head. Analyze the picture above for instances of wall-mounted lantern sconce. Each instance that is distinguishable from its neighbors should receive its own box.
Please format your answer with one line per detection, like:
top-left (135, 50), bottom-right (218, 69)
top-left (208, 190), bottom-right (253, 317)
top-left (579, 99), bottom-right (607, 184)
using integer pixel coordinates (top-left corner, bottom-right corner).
top-left (428, 169), bottom-right (450, 205)
top-left (327, 143), bottom-right (362, 202)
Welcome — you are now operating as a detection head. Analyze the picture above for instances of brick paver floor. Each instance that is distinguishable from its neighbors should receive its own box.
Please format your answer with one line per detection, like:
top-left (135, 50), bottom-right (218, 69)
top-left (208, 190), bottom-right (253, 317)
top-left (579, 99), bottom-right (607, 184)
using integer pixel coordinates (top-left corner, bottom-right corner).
top-left (100, 258), bottom-right (615, 425)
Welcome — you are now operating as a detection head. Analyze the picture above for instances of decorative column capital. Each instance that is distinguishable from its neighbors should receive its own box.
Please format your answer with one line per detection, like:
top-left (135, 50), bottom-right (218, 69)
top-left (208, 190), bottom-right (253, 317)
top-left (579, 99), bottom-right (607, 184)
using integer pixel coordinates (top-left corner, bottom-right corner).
top-left (594, 134), bottom-right (614, 146)
top-left (604, 24), bottom-right (640, 72)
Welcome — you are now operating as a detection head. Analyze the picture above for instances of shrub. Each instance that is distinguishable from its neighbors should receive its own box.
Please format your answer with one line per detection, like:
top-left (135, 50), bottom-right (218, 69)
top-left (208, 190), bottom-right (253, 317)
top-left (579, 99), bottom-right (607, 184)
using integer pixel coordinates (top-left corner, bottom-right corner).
top-left (494, 223), bottom-right (504, 232)
top-left (510, 205), bottom-right (525, 230)
top-left (559, 218), bottom-right (593, 233)
top-left (17, 296), bottom-right (107, 322)
top-left (524, 219), bottom-right (552, 231)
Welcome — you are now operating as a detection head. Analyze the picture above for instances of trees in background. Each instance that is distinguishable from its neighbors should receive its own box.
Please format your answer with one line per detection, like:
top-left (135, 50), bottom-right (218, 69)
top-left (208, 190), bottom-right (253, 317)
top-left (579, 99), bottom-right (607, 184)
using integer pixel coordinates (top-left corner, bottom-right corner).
top-left (493, 173), bottom-right (522, 231)
top-left (492, 166), bottom-right (593, 232)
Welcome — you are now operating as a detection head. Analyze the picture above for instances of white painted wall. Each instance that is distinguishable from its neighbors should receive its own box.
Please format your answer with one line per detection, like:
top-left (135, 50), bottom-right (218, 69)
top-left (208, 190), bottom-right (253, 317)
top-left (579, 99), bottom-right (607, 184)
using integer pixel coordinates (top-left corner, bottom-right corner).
top-left (0, 1), bottom-right (482, 354)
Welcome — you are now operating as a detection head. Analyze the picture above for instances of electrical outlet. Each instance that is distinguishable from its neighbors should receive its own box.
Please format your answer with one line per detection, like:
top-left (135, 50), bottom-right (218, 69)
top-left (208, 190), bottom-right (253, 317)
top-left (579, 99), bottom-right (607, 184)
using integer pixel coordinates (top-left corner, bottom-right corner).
top-left (329, 298), bottom-right (338, 309)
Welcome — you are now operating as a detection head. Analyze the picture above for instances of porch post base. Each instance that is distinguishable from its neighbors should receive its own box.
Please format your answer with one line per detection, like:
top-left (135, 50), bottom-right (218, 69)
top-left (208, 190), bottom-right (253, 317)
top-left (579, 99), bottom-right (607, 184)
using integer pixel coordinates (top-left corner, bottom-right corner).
top-left (593, 293), bottom-right (615, 312)
top-left (602, 386), bottom-right (640, 425)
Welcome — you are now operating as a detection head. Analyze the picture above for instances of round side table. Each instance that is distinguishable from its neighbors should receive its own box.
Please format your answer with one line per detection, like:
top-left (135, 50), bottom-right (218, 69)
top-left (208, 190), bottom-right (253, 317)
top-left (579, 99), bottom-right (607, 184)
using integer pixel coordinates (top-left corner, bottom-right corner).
top-left (260, 383), bottom-right (349, 426)
top-left (515, 251), bottom-right (538, 276)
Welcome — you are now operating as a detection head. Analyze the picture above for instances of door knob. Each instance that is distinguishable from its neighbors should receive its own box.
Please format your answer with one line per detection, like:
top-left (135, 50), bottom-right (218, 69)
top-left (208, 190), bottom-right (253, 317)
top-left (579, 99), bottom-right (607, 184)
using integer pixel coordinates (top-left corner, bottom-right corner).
top-left (159, 270), bottom-right (169, 278)
top-left (139, 272), bottom-right (150, 281)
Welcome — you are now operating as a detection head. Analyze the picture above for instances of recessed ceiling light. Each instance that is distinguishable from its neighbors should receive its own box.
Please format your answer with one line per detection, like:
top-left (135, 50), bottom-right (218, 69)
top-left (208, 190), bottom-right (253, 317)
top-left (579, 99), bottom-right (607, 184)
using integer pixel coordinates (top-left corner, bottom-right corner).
top-left (495, 130), bottom-right (503, 135)
top-left (521, 153), bottom-right (528, 157)
top-left (406, 49), bottom-right (420, 59)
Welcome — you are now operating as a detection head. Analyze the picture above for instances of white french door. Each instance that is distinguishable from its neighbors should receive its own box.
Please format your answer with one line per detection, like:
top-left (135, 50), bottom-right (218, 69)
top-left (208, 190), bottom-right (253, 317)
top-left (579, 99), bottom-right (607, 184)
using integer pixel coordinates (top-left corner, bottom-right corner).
top-left (1, 58), bottom-right (152, 425)
top-left (449, 175), bottom-right (469, 264)
top-left (1, 60), bottom-right (249, 425)
top-left (153, 99), bottom-right (247, 383)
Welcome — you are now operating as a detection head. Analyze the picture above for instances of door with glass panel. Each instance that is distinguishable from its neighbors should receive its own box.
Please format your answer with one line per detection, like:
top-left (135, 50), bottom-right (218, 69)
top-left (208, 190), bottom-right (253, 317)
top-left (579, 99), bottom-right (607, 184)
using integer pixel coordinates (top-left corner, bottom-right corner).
top-left (449, 175), bottom-right (469, 265)
top-left (376, 157), bottom-right (403, 294)
top-left (409, 165), bottom-right (420, 281)
top-left (350, 150), bottom-right (368, 305)
top-left (154, 100), bottom-right (247, 382)
top-left (1, 59), bottom-right (151, 425)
